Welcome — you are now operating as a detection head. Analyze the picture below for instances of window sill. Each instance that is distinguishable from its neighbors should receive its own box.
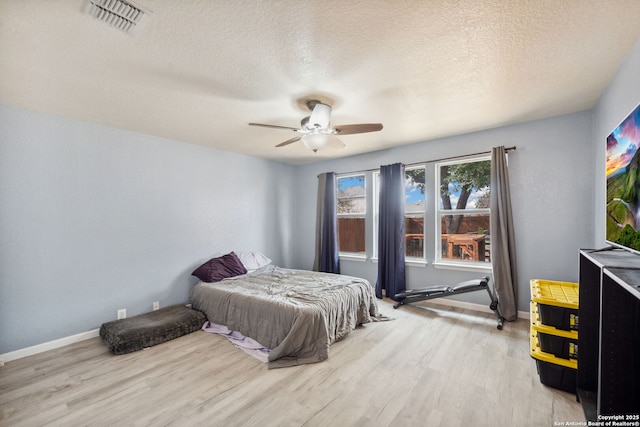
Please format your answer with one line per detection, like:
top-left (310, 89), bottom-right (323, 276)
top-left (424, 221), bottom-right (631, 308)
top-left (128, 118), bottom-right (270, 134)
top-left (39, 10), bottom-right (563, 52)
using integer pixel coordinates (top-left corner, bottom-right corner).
top-left (406, 259), bottom-right (428, 267)
top-left (339, 254), bottom-right (367, 262)
top-left (433, 261), bottom-right (492, 273)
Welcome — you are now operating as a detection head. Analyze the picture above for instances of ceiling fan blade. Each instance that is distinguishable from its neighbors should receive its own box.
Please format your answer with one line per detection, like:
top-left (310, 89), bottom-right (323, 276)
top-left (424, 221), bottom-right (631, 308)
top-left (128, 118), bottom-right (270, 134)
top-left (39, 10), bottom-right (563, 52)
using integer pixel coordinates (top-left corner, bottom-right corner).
top-left (249, 123), bottom-right (300, 131)
top-left (275, 136), bottom-right (302, 147)
top-left (327, 135), bottom-right (345, 149)
top-left (309, 103), bottom-right (331, 129)
top-left (334, 123), bottom-right (383, 135)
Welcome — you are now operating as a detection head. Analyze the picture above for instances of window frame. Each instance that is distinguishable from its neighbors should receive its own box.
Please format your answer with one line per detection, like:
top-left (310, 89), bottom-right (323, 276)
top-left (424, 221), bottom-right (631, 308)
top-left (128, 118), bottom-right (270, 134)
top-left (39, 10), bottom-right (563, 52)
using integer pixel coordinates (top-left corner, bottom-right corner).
top-left (372, 165), bottom-right (427, 265)
top-left (434, 156), bottom-right (492, 272)
top-left (336, 173), bottom-right (367, 259)
top-left (404, 165), bottom-right (427, 263)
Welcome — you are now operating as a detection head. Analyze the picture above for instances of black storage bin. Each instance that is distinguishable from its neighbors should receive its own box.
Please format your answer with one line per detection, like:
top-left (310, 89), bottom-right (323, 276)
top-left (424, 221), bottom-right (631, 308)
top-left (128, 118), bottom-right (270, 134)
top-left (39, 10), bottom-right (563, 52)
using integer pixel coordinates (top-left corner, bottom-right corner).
top-left (531, 279), bottom-right (579, 331)
top-left (537, 331), bottom-right (578, 360)
top-left (538, 304), bottom-right (579, 331)
top-left (535, 359), bottom-right (577, 394)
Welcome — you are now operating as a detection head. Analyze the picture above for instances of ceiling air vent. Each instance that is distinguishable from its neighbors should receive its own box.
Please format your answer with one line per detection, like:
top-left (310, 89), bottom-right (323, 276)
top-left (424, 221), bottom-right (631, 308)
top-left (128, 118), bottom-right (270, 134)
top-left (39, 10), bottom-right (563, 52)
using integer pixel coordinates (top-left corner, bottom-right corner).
top-left (84, 0), bottom-right (152, 35)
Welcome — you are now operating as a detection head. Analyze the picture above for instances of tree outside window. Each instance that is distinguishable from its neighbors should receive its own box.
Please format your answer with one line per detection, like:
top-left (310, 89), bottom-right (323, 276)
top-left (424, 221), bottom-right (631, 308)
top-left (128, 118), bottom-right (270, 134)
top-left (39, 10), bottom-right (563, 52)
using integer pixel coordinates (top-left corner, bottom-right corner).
top-left (373, 167), bottom-right (426, 259)
top-left (437, 157), bottom-right (491, 264)
top-left (404, 167), bottom-right (426, 258)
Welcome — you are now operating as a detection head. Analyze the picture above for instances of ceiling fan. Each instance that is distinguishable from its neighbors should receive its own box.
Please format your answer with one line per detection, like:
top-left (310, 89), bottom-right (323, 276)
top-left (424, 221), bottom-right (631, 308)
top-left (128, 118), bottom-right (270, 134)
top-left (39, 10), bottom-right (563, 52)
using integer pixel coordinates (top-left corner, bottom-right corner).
top-left (249, 100), bottom-right (383, 152)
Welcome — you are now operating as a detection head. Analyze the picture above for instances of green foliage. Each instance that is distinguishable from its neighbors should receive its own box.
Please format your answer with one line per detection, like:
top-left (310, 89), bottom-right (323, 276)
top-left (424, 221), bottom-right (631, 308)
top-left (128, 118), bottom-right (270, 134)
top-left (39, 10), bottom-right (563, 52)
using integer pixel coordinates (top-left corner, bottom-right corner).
top-left (405, 168), bottom-right (425, 194)
top-left (440, 160), bottom-right (491, 198)
top-left (608, 165), bottom-right (639, 207)
top-left (609, 201), bottom-right (628, 223)
top-left (607, 173), bottom-right (625, 202)
top-left (606, 160), bottom-right (640, 248)
top-left (616, 224), bottom-right (640, 251)
top-left (623, 167), bottom-right (639, 204)
top-left (439, 159), bottom-right (491, 233)
top-left (476, 189), bottom-right (491, 208)
top-left (607, 216), bottom-right (622, 242)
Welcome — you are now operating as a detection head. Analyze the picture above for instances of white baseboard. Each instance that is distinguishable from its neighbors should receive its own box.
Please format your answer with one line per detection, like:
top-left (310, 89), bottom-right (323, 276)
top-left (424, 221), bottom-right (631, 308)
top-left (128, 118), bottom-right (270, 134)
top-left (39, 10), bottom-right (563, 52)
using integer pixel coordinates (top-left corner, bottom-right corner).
top-left (0, 328), bottom-right (100, 366)
top-left (418, 297), bottom-right (530, 320)
top-left (0, 300), bottom-right (527, 366)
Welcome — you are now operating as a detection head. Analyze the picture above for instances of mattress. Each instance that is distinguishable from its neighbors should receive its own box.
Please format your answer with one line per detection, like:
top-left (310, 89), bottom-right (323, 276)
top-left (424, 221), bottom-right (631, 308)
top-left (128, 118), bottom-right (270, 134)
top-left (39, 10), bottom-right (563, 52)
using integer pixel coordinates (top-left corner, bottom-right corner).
top-left (189, 265), bottom-right (388, 368)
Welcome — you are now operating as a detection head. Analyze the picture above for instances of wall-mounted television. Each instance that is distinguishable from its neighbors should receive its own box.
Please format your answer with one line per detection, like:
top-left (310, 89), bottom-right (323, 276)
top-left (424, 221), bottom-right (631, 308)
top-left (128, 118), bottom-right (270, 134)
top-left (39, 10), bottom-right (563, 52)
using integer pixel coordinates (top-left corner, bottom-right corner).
top-left (606, 102), bottom-right (640, 253)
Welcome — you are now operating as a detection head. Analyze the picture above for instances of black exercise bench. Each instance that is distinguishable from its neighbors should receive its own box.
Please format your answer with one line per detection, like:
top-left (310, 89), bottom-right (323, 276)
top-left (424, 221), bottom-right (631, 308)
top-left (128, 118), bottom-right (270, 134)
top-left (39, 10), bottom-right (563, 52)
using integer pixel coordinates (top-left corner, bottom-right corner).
top-left (393, 276), bottom-right (505, 329)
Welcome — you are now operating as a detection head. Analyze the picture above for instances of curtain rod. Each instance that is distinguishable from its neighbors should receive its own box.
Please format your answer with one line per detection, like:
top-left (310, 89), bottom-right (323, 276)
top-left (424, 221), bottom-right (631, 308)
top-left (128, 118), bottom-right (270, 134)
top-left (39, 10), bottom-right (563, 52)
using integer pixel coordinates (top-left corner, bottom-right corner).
top-left (330, 146), bottom-right (516, 176)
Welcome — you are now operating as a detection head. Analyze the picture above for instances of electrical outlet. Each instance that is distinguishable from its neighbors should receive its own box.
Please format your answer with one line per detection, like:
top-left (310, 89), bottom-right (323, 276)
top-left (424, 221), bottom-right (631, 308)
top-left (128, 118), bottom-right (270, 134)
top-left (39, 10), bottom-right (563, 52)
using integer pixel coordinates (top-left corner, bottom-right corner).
top-left (153, 301), bottom-right (159, 311)
top-left (117, 308), bottom-right (126, 320)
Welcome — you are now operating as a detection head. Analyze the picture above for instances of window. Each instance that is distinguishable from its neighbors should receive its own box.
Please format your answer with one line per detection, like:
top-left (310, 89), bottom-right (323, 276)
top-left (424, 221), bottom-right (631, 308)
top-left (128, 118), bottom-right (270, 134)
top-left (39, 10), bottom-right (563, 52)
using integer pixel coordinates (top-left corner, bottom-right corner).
top-left (436, 157), bottom-right (491, 266)
top-left (373, 166), bottom-right (426, 259)
top-left (404, 166), bottom-right (426, 259)
top-left (336, 174), bottom-right (366, 255)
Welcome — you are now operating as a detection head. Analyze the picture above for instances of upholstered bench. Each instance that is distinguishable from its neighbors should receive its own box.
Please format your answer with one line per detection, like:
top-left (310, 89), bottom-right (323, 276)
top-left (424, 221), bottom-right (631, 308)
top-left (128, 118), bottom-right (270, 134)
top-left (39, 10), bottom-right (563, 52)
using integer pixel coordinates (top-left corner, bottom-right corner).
top-left (99, 304), bottom-right (207, 354)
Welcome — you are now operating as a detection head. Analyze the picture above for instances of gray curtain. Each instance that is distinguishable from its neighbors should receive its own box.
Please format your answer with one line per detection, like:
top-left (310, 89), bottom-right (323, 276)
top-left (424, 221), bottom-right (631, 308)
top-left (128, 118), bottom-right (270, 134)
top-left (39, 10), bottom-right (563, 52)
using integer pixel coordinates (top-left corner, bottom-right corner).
top-left (490, 146), bottom-right (518, 321)
top-left (376, 163), bottom-right (406, 300)
top-left (313, 172), bottom-right (340, 273)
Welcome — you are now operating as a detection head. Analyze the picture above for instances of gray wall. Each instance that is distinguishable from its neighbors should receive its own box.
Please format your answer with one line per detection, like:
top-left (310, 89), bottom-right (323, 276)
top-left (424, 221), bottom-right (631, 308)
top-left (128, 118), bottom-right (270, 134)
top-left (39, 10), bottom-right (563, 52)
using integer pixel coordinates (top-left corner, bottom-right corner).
top-left (593, 36), bottom-right (640, 247)
top-left (0, 105), bottom-right (294, 353)
top-left (290, 112), bottom-right (594, 313)
top-left (2, 34), bottom-right (638, 354)
top-left (290, 35), bottom-right (640, 313)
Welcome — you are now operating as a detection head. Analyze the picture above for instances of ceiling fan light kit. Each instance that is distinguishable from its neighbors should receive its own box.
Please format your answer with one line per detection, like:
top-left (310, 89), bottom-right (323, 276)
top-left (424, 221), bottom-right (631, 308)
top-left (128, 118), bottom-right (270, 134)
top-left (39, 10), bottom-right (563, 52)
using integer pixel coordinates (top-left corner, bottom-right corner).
top-left (302, 133), bottom-right (329, 152)
top-left (249, 99), bottom-right (383, 153)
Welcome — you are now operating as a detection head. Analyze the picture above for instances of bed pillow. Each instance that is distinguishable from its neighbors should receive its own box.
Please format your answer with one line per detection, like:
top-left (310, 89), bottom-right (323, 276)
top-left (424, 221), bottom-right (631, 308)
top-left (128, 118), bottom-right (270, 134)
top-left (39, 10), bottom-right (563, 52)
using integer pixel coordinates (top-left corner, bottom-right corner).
top-left (237, 251), bottom-right (272, 272)
top-left (192, 252), bottom-right (247, 282)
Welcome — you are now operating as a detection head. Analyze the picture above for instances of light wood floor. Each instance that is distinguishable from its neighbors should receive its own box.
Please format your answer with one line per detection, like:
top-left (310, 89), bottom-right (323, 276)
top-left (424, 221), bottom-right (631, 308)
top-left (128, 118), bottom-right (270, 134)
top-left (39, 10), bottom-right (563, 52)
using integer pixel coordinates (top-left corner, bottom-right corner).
top-left (0, 299), bottom-right (584, 427)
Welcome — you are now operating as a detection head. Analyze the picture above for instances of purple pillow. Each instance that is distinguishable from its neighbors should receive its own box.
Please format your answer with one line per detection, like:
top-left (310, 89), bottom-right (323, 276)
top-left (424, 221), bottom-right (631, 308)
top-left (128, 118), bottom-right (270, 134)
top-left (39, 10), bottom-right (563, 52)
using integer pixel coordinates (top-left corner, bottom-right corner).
top-left (192, 252), bottom-right (247, 283)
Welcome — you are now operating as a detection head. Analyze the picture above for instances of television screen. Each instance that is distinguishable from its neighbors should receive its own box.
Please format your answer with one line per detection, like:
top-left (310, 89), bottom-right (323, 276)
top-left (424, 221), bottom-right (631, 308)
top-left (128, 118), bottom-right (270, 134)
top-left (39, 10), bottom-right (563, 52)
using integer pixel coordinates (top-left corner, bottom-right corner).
top-left (606, 103), bottom-right (640, 253)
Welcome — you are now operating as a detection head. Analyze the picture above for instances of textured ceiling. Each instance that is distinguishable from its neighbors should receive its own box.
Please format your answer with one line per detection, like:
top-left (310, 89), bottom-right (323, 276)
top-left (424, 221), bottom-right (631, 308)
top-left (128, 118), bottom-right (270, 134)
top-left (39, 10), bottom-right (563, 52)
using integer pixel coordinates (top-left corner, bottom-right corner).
top-left (2, 1), bottom-right (640, 165)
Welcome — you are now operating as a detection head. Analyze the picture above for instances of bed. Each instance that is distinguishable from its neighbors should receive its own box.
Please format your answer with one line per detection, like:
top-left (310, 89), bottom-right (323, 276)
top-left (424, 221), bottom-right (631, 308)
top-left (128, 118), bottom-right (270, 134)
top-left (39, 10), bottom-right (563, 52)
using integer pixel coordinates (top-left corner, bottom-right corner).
top-left (189, 252), bottom-right (388, 369)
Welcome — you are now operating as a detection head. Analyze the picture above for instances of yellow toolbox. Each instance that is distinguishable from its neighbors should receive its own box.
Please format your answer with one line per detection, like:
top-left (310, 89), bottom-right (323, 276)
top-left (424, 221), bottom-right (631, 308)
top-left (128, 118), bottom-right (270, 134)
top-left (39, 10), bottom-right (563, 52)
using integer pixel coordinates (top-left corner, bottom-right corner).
top-left (530, 329), bottom-right (577, 393)
top-left (530, 279), bottom-right (579, 331)
top-left (530, 301), bottom-right (578, 360)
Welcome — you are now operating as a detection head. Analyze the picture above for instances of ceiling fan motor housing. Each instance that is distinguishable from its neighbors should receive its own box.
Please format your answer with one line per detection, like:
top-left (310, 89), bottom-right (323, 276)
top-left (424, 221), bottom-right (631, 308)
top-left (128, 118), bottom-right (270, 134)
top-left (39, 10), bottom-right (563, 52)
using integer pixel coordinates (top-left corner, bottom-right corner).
top-left (307, 101), bottom-right (331, 129)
